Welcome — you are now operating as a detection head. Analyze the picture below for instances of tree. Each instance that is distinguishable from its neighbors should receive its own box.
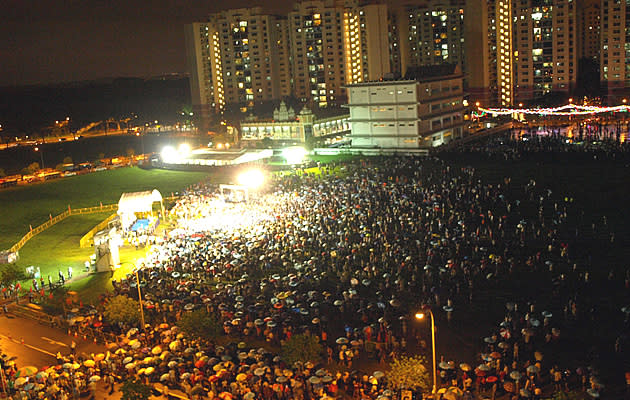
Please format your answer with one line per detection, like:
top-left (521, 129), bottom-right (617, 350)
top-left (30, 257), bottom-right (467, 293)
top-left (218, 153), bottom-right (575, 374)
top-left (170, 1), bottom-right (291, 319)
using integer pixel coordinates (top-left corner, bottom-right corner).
top-left (120, 378), bottom-right (152, 400)
top-left (388, 355), bottom-right (431, 393)
top-left (177, 309), bottom-right (222, 342)
top-left (0, 263), bottom-right (26, 288)
top-left (280, 333), bottom-right (323, 366)
top-left (21, 162), bottom-right (40, 175)
top-left (104, 295), bottom-right (140, 327)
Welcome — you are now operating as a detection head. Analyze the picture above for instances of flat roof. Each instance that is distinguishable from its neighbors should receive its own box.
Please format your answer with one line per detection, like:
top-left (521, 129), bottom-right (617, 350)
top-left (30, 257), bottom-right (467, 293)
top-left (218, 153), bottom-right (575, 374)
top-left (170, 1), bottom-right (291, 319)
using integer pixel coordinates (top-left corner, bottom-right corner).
top-left (344, 80), bottom-right (418, 88)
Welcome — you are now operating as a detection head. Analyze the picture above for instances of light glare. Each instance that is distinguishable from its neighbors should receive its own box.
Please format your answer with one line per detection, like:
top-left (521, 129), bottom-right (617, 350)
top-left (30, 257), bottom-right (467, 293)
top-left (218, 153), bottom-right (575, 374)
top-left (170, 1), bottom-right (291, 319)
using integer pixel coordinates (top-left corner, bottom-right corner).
top-left (237, 169), bottom-right (264, 189)
top-left (283, 147), bottom-right (307, 165)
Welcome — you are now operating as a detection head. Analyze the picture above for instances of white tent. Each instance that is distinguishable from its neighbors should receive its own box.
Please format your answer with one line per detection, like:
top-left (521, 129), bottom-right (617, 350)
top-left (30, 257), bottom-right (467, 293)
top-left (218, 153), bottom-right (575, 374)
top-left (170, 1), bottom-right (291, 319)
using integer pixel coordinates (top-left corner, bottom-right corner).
top-left (117, 189), bottom-right (164, 229)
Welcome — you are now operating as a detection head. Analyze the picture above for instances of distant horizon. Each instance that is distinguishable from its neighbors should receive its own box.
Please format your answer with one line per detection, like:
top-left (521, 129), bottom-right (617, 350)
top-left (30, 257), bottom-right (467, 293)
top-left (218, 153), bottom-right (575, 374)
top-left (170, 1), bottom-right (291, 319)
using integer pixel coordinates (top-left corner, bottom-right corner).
top-left (0, 72), bottom-right (190, 90)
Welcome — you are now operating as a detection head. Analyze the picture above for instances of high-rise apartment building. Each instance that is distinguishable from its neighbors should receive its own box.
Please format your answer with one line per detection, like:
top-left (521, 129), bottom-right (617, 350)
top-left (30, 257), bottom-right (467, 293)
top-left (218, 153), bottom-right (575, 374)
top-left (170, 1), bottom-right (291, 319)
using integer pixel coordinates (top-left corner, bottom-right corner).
top-left (577, 0), bottom-right (600, 60)
top-left (288, 0), bottom-right (390, 107)
top-left (186, 1), bottom-right (391, 117)
top-left (389, 0), bottom-right (466, 80)
top-left (184, 8), bottom-right (289, 118)
top-left (466, 0), bottom-right (577, 106)
top-left (600, 0), bottom-right (630, 99)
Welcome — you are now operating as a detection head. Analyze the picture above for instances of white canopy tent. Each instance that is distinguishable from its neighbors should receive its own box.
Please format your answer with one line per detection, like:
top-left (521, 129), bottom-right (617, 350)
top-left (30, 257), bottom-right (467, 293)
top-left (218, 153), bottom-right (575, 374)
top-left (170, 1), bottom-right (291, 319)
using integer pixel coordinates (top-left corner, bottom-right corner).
top-left (117, 189), bottom-right (164, 230)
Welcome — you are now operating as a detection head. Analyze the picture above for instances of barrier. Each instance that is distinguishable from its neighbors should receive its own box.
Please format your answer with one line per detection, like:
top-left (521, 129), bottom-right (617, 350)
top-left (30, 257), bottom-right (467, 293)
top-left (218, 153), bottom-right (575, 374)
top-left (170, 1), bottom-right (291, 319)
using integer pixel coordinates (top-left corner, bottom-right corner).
top-left (79, 213), bottom-right (118, 248)
top-left (7, 196), bottom-right (180, 253)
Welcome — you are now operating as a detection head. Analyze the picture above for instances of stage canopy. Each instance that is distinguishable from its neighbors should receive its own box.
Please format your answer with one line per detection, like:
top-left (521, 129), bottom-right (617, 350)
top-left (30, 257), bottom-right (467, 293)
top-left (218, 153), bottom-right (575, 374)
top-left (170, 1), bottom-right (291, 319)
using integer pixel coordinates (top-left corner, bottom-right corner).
top-left (117, 189), bottom-right (163, 215)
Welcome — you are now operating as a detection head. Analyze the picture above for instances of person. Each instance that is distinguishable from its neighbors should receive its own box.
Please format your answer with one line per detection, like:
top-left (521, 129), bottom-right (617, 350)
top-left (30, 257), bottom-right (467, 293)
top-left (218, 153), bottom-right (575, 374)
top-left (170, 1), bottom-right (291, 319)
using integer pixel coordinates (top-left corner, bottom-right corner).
top-left (70, 340), bottom-right (76, 355)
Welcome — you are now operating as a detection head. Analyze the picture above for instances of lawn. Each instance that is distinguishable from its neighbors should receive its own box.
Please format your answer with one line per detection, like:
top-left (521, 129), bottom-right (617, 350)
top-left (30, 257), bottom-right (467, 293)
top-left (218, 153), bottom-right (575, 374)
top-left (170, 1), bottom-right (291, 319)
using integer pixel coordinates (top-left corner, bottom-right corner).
top-left (13, 212), bottom-right (113, 283)
top-left (0, 167), bottom-right (209, 250)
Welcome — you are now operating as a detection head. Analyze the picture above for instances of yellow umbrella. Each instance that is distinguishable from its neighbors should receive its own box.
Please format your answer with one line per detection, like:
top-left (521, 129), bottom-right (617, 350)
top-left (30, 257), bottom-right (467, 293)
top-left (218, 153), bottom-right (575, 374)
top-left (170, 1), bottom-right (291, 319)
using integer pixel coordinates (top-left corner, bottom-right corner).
top-left (14, 377), bottom-right (28, 386)
top-left (94, 353), bottom-right (105, 362)
top-left (236, 373), bottom-right (247, 382)
top-left (83, 360), bottom-right (95, 368)
top-left (152, 346), bottom-right (162, 355)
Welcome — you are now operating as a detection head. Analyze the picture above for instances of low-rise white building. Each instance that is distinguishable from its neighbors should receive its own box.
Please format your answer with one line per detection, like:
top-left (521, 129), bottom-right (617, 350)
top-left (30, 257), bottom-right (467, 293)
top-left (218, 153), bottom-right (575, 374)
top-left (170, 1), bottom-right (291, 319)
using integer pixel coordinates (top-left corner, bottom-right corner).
top-left (345, 65), bottom-right (466, 148)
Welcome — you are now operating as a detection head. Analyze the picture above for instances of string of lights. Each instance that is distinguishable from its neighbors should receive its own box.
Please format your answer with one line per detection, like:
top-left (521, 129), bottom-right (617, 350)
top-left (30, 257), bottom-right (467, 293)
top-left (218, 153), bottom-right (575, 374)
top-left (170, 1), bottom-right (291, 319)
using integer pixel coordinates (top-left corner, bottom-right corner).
top-left (473, 104), bottom-right (630, 118)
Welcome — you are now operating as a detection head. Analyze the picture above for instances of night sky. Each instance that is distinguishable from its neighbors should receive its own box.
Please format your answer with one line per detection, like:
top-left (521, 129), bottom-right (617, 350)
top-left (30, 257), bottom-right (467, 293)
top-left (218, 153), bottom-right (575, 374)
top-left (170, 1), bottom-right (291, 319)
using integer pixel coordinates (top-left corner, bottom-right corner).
top-left (0, 0), bottom-right (292, 87)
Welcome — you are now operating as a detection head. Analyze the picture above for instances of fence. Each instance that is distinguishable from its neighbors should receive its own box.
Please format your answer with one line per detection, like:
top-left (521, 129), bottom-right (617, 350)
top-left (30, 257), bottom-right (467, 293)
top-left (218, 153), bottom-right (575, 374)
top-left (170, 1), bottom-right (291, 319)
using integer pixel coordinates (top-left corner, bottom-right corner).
top-left (79, 213), bottom-right (118, 248)
top-left (8, 197), bottom-right (180, 253)
top-left (8, 204), bottom-right (118, 253)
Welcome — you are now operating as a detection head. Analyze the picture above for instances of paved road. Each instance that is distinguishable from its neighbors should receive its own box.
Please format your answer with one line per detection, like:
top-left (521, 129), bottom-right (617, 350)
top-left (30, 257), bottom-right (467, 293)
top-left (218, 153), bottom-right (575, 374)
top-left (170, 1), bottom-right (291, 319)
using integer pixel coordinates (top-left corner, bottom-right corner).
top-left (0, 313), bottom-right (103, 368)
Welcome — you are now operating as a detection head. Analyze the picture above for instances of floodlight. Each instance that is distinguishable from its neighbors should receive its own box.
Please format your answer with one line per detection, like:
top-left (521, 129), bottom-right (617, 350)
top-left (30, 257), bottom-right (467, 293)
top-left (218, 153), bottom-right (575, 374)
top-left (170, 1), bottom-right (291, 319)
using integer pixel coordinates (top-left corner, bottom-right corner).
top-left (237, 169), bottom-right (265, 189)
top-left (282, 146), bottom-right (307, 165)
top-left (178, 143), bottom-right (191, 156)
top-left (161, 146), bottom-right (177, 163)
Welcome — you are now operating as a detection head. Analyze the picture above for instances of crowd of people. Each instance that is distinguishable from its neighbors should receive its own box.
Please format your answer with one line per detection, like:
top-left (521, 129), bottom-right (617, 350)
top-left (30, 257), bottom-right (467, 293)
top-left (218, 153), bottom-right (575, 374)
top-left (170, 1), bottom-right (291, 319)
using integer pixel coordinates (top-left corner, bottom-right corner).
top-left (2, 143), bottom-right (630, 399)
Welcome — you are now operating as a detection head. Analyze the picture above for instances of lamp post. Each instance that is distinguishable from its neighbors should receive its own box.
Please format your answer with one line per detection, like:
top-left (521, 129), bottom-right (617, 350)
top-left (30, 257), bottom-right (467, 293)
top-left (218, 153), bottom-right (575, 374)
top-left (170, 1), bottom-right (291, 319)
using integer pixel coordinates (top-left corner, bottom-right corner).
top-left (415, 308), bottom-right (437, 395)
top-left (120, 262), bottom-right (146, 331)
top-left (34, 146), bottom-right (44, 169)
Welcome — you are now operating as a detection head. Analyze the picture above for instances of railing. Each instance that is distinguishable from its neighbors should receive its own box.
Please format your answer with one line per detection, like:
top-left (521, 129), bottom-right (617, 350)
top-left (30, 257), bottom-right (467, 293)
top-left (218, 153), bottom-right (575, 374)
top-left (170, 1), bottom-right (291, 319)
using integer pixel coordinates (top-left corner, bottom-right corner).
top-left (79, 213), bottom-right (118, 248)
top-left (8, 196), bottom-right (179, 253)
top-left (9, 204), bottom-right (117, 253)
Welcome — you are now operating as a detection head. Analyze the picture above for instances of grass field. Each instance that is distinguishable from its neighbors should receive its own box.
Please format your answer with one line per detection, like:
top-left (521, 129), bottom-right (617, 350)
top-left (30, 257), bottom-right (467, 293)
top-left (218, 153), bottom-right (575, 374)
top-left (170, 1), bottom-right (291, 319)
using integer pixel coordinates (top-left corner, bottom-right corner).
top-left (0, 167), bottom-right (209, 250)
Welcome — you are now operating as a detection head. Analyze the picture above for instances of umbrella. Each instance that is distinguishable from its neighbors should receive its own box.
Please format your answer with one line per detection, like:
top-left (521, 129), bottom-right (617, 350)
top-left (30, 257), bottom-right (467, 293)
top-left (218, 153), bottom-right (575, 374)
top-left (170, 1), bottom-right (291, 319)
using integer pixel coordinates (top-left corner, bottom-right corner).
top-left (62, 363), bottom-right (73, 370)
top-left (160, 373), bottom-right (170, 382)
top-left (486, 376), bottom-right (498, 383)
top-left (123, 357), bottom-right (133, 364)
top-left (181, 372), bottom-right (191, 380)
top-left (125, 363), bottom-right (136, 370)
top-left (144, 367), bottom-right (155, 375)
top-left (373, 371), bottom-right (385, 379)
top-left (526, 365), bottom-right (540, 374)
top-left (236, 373), bottom-right (247, 382)
top-left (35, 371), bottom-right (48, 380)
top-left (309, 376), bottom-right (321, 384)
top-left (276, 376), bottom-right (288, 383)
top-left (510, 371), bottom-right (522, 380)
top-left (254, 368), bottom-right (265, 376)
top-left (106, 342), bottom-right (118, 350)
top-left (17, 366), bottom-right (38, 377)
top-left (94, 353), bottom-right (105, 362)
top-left (24, 383), bottom-right (35, 391)
top-left (152, 346), bottom-right (162, 355)
top-left (169, 341), bottom-right (181, 351)
top-left (477, 364), bottom-right (491, 372)
top-left (336, 337), bottom-right (348, 344)
top-left (519, 389), bottom-right (531, 398)
top-left (129, 339), bottom-right (141, 349)
top-left (83, 360), bottom-right (95, 368)
top-left (89, 376), bottom-right (101, 382)
top-left (490, 352), bottom-right (502, 359)
top-left (14, 377), bottom-right (28, 386)
top-left (168, 360), bottom-right (178, 368)
top-left (503, 381), bottom-right (515, 393)
top-left (459, 363), bottom-right (471, 372)
top-left (439, 361), bottom-right (453, 370)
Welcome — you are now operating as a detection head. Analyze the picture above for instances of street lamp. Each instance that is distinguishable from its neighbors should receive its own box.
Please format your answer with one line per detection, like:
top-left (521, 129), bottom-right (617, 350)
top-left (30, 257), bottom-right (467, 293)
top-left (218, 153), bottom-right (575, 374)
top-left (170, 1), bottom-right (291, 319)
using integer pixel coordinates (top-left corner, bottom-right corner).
top-left (34, 146), bottom-right (44, 169)
top-left (120, 262), bottom-right (146, 331)
top-left (416, 308), bottom-right (437, 395)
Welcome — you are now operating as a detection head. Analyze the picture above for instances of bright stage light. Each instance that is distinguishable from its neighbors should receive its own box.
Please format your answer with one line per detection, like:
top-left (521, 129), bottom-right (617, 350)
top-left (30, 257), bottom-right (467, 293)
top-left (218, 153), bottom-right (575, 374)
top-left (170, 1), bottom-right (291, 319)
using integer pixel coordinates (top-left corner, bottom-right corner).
top-left (178, 143), bottom-right (191, 156)
top-left (237, 169), bottom-right (265, 189)
top-left (282, 146), bottom-right (307, 165)
top-left (161, 146), bottom-right (178, 163)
